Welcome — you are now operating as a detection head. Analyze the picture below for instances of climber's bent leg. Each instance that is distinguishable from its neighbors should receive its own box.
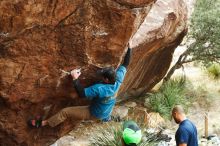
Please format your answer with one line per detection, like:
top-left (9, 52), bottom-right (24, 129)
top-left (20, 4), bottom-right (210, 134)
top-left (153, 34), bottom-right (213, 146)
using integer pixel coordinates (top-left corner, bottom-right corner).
top-left (47, 106), bottom-right (94, 127)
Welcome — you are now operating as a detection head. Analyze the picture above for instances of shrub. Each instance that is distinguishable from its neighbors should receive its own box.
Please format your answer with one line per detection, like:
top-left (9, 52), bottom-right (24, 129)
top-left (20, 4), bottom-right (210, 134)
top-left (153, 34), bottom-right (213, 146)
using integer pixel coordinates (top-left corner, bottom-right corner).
top-left (207, 63), bottom-right (220, 79)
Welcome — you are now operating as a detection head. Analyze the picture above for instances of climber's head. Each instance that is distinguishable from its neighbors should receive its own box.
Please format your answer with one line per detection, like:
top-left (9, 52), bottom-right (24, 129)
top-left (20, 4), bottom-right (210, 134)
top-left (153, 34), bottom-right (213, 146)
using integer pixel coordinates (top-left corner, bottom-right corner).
top-left (122, 121), bottom-right (142, 146)
top-left (97, 67), bottom-right (116, 84)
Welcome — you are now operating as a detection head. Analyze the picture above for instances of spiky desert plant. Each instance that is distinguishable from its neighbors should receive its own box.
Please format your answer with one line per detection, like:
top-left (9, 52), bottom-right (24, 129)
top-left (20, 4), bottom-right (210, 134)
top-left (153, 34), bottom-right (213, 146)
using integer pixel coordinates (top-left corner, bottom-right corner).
top-left (89, 123), bottom-right (157, 146)
top-left (146, 77), bottom-right (190, 119)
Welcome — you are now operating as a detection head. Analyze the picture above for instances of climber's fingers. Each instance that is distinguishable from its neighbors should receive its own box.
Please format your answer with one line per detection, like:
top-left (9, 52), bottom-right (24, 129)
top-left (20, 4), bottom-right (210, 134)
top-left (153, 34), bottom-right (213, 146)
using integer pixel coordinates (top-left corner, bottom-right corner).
top-left (71, 69), bottom-right (81, 80)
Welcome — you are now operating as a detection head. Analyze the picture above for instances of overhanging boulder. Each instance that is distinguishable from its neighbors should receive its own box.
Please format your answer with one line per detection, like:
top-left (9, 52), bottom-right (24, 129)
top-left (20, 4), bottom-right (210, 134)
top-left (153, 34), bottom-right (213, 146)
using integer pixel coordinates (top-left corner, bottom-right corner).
top-left (0, 0), bottom-right (187, 145)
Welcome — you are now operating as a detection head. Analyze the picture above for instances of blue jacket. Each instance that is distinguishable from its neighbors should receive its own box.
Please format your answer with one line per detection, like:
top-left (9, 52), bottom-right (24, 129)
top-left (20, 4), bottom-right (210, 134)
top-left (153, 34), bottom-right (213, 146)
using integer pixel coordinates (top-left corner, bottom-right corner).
top-left (84, 66), bottom-right (127, 120)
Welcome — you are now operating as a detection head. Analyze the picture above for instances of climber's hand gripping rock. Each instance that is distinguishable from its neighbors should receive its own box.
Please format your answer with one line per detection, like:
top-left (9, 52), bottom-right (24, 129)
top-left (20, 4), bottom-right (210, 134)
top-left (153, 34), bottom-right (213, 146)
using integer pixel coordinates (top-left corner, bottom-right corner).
top-left (71, 68), bottom-right (81, 80)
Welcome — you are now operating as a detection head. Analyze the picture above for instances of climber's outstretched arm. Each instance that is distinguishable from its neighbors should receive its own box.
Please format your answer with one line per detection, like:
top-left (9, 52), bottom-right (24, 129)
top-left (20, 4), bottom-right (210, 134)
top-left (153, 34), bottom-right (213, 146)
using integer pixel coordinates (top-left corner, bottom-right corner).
top-left (121, 43), bottom-right (132, 68)
top-left (73, 79), bottom-right (86, 98)
top-left (71, 69), bottom-right (99, 99)
top-left (71, 69), bottom-right (86, 98)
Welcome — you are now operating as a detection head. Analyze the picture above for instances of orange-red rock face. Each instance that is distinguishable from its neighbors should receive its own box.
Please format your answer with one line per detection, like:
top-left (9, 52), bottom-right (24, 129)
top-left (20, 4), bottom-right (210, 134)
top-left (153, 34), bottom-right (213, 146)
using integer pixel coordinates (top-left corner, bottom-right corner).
top-left (0, 0), bottom-right (187, 145)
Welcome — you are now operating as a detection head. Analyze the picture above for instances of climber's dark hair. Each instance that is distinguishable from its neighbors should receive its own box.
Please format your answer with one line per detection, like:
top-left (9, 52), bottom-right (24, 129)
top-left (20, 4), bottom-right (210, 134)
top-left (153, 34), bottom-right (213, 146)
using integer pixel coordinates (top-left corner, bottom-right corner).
top-left (98, 67), bottom-right (116, 84)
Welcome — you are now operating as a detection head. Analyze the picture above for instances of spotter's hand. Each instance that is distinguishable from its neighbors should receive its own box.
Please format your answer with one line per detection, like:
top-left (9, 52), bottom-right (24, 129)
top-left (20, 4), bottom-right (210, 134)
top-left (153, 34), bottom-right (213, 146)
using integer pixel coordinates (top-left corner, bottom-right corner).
top-left (71, 69), bottom-right (81, 80)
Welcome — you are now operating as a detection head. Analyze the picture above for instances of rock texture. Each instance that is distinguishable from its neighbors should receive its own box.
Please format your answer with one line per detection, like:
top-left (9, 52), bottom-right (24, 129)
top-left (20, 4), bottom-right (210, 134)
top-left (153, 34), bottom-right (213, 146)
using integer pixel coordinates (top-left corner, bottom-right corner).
top-left (0, 0), bottom-right (187, 145)
top-left (119, 0), bottom-right (188, 99)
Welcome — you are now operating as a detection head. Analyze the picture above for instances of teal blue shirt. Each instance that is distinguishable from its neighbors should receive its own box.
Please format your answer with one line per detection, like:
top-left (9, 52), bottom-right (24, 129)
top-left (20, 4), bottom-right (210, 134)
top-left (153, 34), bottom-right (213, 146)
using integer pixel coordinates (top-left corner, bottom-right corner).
top-left (84, 66), bottom-right (127, 120)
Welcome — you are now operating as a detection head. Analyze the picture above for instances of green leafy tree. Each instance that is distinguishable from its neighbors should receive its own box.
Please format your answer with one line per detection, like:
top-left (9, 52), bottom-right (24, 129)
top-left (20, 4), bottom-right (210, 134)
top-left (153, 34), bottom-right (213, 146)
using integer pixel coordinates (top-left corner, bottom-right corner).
top-left (164, 0), bottom-right (220, 81)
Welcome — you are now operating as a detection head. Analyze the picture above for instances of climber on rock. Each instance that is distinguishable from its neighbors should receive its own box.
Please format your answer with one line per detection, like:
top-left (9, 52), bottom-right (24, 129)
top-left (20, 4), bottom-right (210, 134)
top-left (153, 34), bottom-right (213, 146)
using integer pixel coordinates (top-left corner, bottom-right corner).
top-left (29, 43), bottom-right (132, 128)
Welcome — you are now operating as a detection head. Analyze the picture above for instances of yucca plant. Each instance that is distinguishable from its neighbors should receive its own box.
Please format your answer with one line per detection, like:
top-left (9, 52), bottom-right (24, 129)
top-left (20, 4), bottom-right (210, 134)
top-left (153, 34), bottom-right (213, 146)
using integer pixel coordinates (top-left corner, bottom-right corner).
top-left (146, 77), bottom-right (190, 119)
top-left (147, 93), bottom-right (170, 118)
top-left (89, 123), bottom-right (157, 146)
top-left (89, 124), bottom-right (122, 146)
